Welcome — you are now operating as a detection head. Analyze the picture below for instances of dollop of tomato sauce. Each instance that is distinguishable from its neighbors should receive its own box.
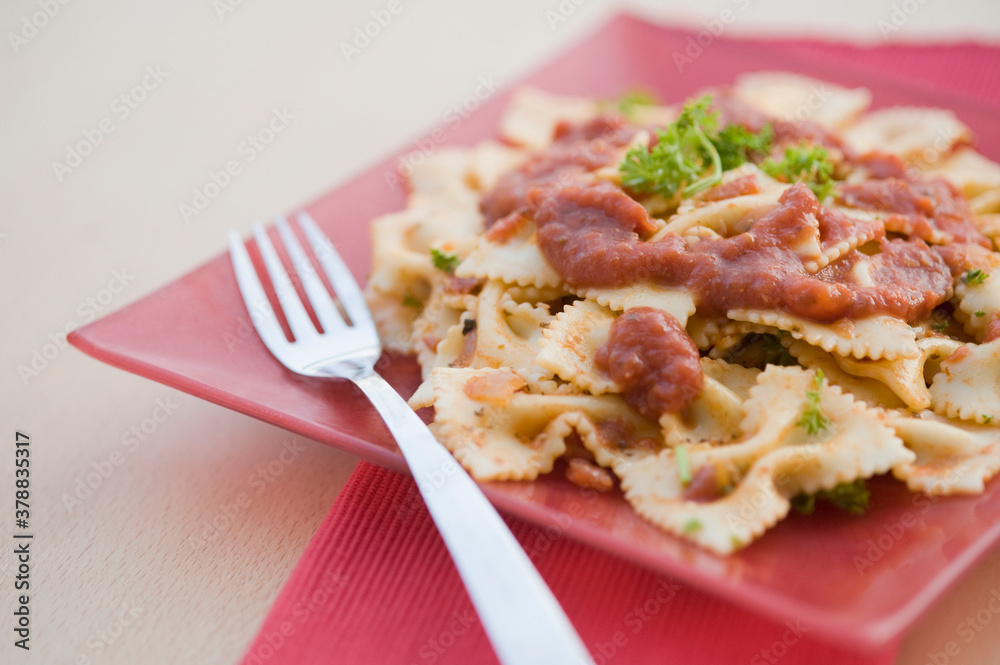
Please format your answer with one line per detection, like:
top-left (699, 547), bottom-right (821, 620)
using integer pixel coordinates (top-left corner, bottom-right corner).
top-left (838, 177), bottom-right (990, 247)
top-left (480, 114), bottom-right (636, 226)
top-left (703, 173), bottom-right (761, 202)
top-left (532, 182), bottom-right (952, 325)
top-left (594, 307), bottom-right (703, 420)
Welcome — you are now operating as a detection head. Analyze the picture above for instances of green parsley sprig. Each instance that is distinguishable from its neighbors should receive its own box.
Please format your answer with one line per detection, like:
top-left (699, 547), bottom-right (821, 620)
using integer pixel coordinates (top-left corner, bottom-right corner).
top-left (715, 122), bottom-right (774, 171)
top-left (792, 479), bottom-right (870, 516)
top-left (619, 94), bottom-right (774, 202)
top-left (763, 143), bottom-right (835, 201)
top-left (619, 96), bottom-right (721, 200)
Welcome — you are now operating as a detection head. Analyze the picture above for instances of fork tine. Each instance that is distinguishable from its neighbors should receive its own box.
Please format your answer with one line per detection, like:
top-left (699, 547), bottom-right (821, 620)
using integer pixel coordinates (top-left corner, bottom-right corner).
top-left (297, 212), bottom-right (375, 331)
top-left (274, 215), bottom-right (346, 333)
top-left (228, 230), bottom-right (291, 355)
top-left (251, 222), bottom-right (317, 341)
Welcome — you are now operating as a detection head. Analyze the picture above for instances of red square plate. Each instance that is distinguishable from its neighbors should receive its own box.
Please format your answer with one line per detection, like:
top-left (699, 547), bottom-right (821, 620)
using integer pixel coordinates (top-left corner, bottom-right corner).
top-left (69, 13), bottom-right (1000, 651)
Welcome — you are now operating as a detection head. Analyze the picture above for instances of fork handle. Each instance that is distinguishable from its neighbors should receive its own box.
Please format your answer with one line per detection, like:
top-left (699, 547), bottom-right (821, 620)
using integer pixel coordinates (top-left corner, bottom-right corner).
top-left (354, 372), bottom-right (595, 665)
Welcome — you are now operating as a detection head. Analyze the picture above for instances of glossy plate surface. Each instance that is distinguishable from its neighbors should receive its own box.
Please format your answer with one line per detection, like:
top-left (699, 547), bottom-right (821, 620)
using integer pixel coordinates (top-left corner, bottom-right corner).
top-left (69, 13), bottom-right (1000, 651)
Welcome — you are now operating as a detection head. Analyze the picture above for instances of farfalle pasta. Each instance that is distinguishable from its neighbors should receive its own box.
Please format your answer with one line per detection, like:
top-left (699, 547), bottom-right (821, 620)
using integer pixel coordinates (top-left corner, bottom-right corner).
top-left (365, 72), bottom-right (1000, 554)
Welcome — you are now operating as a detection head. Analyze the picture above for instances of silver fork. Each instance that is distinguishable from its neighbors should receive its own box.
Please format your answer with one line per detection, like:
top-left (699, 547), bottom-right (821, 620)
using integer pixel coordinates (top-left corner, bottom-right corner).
top-left (228, 212), bottom-right (595, 665)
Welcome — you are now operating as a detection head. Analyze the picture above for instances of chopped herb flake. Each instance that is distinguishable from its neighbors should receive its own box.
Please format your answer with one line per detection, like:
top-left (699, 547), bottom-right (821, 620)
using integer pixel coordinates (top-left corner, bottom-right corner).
top-left (431, 248), bottom-right (459, 274)
top-left (402, 294), bottom-right (422, 308)
top-left (976, 310), bottom-right (986, 317)
top-left (676, 445), bottom-right (692, 487)
top-left (797, 369), bottom-right (830, 435)
top-left (984, 415), bottom-right (994, 424)
top-left (683, 518), bottom-right (703, 534)
top-left (964, 268), bottom-right (990, 285)
top-left (932, 321), bottom-right (949, 333)
top-left (614, 88), bottom-right (660, 116)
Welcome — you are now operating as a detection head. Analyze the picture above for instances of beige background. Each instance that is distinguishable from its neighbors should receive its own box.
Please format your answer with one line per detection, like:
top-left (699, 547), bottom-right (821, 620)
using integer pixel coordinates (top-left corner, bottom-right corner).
top-left (3, 1), bottom-right (1000, 663)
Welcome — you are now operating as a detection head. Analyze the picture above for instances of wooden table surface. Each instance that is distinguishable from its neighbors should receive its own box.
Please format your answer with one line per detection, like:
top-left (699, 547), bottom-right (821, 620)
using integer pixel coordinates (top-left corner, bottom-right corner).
top-left (3, 1), bottom-right (1000, 663)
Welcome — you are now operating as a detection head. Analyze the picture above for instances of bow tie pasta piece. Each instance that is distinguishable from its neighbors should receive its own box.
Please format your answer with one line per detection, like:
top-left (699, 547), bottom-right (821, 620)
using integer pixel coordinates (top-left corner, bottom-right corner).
top-left (657, 191), bottom-right (789, 242)
top-left (660, 357), bottom-right (762, 450)
top-left (619, 365), bottom-right (912, 554)
top-left (701, 357), bottom-right (761, 400)
top-left (569, 285), bottom-right (696, 324)
top-left (536, 299), bottom-right (617, 395)
top-left (499, 87), bottom-right (600, 150)
top-left (929, 340), bottom-right (1000, 425)
top-left (429, 367), bottom-right (661, 481)
top-left (455, 216), bottom-right (563, 288)
top-left (889, 412), bottom-right (1000, 494)
top-left (729, 309), bottom-right (919, 361)
top-left (731, 72), bottom-right (872, 130)
top-left (658, 373), bottom-right (747, 449)
top-left (784, 339), bottom-right (908, 410)
top-left (841, 107), bottom-right (972, 167)
top-left (827, 337), bottom-right (962, 411)
top-left (409, 283), bottom-right (479, 379)
top-left (813, 207), bottom-right (886, 274)
top-left (953, 252), bottom-right (1000, 342)
top-left (923, 147), bottom-right (1000, 203)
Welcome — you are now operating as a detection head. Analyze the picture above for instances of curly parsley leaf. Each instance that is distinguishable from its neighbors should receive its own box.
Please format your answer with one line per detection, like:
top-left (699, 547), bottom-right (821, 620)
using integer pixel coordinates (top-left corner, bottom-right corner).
top-left (430, 248), bottom-right (459, 274)
top-left (792, 479), bottom-right (870, 516)
top-left (619, 95), bottom-right (722, 200)
top-left (797, 369), bottom-right (830, 436)
top-left (619, 94), bottom-right (775, 202)
top-left (763, 143), bottom-right (835, 201)
top-left (713, 122), bottom-right (774, 171)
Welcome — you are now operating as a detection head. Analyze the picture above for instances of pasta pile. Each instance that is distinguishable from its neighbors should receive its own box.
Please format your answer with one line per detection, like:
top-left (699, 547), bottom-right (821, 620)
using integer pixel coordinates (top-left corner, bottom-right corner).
top-left (365, 72), bottom-right (1000, 554)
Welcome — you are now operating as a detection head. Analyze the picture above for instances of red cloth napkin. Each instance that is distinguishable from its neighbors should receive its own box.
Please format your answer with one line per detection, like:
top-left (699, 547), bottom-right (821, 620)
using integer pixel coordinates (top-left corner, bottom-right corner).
top-left (239, 29), bottom-right (1000, 665)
